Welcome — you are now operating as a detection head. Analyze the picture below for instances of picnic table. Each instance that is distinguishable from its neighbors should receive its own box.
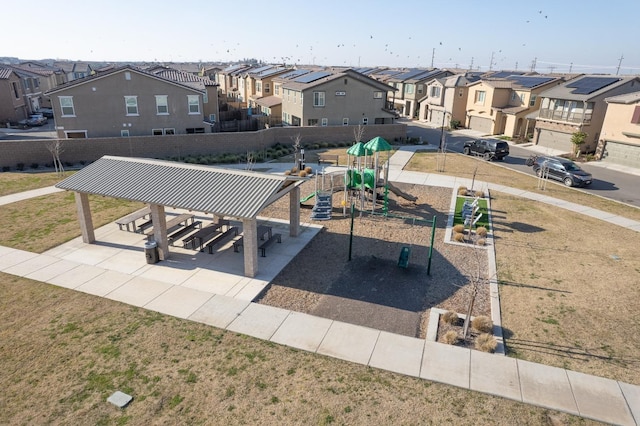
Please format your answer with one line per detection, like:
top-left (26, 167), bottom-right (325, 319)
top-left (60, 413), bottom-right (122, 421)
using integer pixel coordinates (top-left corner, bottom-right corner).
top-left (184, 220), bottom-right (229, 251)
top-left (116, 207), bottom-right (151, 232)
top-left (232, 225), bottom-right (273, 252)
top-left (142, 213), bottom-right (194, 236)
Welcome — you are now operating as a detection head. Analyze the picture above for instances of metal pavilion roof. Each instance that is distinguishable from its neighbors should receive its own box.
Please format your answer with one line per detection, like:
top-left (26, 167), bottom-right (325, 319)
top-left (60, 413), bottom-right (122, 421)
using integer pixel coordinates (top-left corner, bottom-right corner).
top-left (56, 156), bottom-right (304, 219)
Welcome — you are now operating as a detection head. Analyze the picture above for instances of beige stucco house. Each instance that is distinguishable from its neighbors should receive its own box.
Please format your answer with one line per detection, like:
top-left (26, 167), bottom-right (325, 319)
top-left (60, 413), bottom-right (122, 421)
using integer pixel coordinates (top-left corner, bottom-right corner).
top-left (385, 69), bottom-right (452, 118)
top-left (46, 66), bottom-right (208, 138)
top-left (465, 75), bottom-right (562, 139)
top-left (280, 69), bottom-right (396, 127)
top-left (419, 73), bottom-right (481, 128)
top-left (0, 68), bottom-right (28, 124)
top-left (534, 75), bottom-right (640, 153)
top-left (597, 91), bottom-right (640, 168)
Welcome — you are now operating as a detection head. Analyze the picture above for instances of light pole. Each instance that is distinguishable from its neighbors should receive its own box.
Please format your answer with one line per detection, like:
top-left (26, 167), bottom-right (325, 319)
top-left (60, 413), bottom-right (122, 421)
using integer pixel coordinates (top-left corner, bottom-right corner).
top-left (439, 110), bottom-right (448, 152)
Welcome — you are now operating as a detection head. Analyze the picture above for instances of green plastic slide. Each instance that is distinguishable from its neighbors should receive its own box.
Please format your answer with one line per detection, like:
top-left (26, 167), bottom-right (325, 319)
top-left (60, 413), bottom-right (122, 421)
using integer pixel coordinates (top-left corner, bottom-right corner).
top-left (300, 191), bottom-right (317, 203)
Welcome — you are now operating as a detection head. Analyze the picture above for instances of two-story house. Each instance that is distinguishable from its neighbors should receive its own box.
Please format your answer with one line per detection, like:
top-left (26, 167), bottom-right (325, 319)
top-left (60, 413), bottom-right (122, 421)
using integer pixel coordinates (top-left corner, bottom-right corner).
top-left (387, 69), bottom-right (453, 119)
top-left (419, 72), bottom-right (482, 128)
top-left (247, 66), bottom-right (288, 109)
top-left (465, 75), bottom-right (562, 138)
top-left (280, 69), bottom-right (396, 127)
top-left (0, 68), bottom-right (28, 124)
top-left (597, 91), bottom-right (640, 168)
top-left (45, 65), bottom-right (208, 138)
top-left (215, 64), bottom-right (252, 104)
top-left (534, 75), bottom-right (640, 153)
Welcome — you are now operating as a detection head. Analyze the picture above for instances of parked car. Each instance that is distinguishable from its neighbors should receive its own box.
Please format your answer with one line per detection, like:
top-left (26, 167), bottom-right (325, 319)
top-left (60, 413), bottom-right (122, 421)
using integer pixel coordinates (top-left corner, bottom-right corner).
top-left (26, 114), bottom-right (47, 126)
top-left (530, 156), bottom-right (592, 187)
top-left (462, 139), bottom-right (509, 161)
top-left (39, 108), bottom-right (54, 118)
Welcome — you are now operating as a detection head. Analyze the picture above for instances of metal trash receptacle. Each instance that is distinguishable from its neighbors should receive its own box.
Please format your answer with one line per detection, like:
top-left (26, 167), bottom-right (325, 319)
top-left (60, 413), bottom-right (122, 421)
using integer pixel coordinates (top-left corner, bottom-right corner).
top-left (144, 240), bottom-right (159, 264)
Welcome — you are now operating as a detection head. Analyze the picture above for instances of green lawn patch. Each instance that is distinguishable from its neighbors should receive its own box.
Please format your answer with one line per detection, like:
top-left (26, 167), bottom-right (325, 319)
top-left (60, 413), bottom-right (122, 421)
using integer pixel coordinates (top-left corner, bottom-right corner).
top-left (453, 196), bottom-right (490, 230)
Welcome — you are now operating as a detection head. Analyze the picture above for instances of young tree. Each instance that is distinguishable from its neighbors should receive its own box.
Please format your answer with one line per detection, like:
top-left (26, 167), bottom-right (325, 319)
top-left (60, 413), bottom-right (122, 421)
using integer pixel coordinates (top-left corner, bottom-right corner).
top-left (571, 131), bottom-right (587, 159)
top-left (46, 140), bottom-right (65, 176)
top-left (353, 124), bottom-right (365, 144)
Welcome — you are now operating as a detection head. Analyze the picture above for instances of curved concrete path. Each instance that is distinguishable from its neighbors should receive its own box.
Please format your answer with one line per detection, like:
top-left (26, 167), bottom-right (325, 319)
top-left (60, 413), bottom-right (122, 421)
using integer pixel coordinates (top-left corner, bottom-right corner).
top-left (0, 152), bottom-right (639, 425)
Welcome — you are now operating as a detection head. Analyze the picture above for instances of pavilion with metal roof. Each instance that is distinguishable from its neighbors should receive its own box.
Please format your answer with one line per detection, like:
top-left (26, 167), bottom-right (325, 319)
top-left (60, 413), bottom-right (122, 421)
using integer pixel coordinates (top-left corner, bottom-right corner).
top-left (56, 156), bottom-right (306, 277)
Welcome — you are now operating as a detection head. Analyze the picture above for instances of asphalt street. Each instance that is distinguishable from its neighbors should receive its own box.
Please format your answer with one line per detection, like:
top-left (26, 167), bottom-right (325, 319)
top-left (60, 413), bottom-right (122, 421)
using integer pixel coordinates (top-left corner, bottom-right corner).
top-left (405, 121), bottom-right (640, 208)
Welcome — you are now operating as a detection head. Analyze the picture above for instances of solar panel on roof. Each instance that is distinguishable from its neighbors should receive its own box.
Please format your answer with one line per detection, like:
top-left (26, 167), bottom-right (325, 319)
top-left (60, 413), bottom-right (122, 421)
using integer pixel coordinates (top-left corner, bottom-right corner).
top-left (566, 77), bottom-right (621, 95)
top-left (507, 76), bottom-right (555, 88)
top-left (293, 71), bottom-right (332, 83)
top-left (491, 71), bottom-right (525, 78)
top-left (280, 69), bottom-right (310, 79)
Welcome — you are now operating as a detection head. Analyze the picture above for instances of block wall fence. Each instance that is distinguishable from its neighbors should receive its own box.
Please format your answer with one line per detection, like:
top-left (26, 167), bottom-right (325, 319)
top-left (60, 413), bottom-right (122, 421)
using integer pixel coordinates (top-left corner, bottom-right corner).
top-left (0, 124), bottom-right (406, 169)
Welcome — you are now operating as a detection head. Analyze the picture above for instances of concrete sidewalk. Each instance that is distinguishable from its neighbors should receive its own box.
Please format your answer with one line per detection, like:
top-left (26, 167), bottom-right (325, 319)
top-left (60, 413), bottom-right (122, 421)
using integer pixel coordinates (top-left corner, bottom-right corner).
top-left (0, 151), bottom-right (639, 424)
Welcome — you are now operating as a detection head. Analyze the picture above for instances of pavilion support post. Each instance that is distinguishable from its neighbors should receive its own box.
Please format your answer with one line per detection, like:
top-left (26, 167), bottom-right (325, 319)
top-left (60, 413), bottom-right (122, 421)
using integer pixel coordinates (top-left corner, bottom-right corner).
top-left (74, 192), bottom-right (95, 243)
top-left (289, 186), bottom-right (300, 237)
top-left (242, 218), bottom-right (258, 278)
top-left (150, 204), bottom-right (168, 260)
top-left (213, 214), bottom-right (225, 224)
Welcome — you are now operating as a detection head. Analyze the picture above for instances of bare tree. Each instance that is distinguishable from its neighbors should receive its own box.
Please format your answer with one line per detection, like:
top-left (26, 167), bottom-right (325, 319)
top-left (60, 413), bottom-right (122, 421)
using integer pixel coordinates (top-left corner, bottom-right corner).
top-left (353, 124), bottom-right (365, 144)
top-left (46, 139), bottom-right (65, 176)
top-left (245, 150), bottom-right (255, 171)
top-left (461, 241), bottom-right (490, 340)
top-left (291, 133), bottom-right (303, 171)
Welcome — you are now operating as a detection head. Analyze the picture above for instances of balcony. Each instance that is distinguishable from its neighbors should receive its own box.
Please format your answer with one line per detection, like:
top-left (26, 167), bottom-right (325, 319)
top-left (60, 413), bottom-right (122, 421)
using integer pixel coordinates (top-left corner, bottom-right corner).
top-left (538, 108), bottom-right (592, 125)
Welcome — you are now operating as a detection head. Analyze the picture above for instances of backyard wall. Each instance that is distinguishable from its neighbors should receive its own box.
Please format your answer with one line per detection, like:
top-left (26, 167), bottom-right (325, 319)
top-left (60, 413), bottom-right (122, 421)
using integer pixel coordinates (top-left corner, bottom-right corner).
top-left (0, 124), bottom-right (406, 169)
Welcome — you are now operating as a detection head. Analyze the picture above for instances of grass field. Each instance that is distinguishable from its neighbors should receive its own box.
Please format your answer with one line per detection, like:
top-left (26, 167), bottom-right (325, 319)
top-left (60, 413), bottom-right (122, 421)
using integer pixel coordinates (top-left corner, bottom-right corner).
top-left (454, 196), bottom-right (491, 230)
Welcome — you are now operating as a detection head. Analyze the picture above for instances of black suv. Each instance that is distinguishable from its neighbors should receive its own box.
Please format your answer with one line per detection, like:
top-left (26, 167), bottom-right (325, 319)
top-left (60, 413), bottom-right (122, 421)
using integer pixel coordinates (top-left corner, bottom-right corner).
top-left (530, 156), bottom-right (592, 187)
top-left (463, 139), bottom-right (509, 161)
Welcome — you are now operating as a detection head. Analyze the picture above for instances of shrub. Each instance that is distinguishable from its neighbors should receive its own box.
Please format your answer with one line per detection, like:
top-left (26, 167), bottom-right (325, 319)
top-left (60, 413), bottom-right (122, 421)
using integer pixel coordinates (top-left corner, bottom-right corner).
top-left (475, 238), bottom-right (486, 246)
top-left (472, 316), bottom-right (493, 333)
top-left (284, 170), bottom-right (291, 176)
top-left (457, 186), bottom-right (468, 196)
top-left (450, 119), bottom-right (461, 130)
top-left (16, 163), bottom-right (24, 171)
top-left (474, 333), bottom-right (497, 353)
top-left (291, 167), bottom-right (299, 174)
top-left (441, 311), bottom-right (459, 325)
top-left (1, 166), bottom-right (9, 172)
top-left (453, 232), bottom-right (465, 243)
top-left (452, 224), bottom-right (465, 233)
top-left (441, 330), bottom-right (459, 345)
top-left (474, 190), bottom-right (484, 198)
top-left (299, 170), bottom-right (308, 177)
top-left (319, 142), bottom-right (329, 148)
top-left (304, 166), bottom-right (312, 174)
top-left (31, 163), bottom-right (39, 169)
top-left (476, 227), bottom-right (488, 237)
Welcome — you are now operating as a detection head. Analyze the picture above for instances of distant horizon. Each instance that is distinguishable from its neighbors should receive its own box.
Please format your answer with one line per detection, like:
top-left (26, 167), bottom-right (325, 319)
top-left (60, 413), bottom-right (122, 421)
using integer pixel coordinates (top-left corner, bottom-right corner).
top-left (4, 0), bottom-right (639, 76)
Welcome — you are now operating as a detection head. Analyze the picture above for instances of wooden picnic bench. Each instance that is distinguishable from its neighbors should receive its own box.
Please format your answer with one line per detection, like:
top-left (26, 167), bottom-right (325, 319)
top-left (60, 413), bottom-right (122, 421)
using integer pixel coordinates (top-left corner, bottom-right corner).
top-left (115, 207), bottom-right (151, 232)
top-left (168, 221), bottom-right (202, 246)
top-left (205, 226), bottom-right (238, 254)
top-left (183, 220), bottom-right (229, 251)
top-left (259, 233), bottom-right (281, 257)
top-left (318, 153), bottom-right (339, 165)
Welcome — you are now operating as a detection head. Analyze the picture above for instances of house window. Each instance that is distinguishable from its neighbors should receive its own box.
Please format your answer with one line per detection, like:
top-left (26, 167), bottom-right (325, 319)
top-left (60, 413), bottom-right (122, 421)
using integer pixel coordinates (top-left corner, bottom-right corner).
top-left (511, 92), bottom-right (518, 101)
top-left (374, 91), bottom-right (383, 99)
top-left (152, 128), bottom-right (175, 135)
top-left (321, 118), bottom-right (328, 126)
top-left (121, 130), bottom-right (129, 137)
top-left (125, 72), bottom-right (131, 80)
top-left (404, 84), bottom-right (414, 94)
top-left (362, 117), bottom-right (368, 125)
top-left (155, 95), bottom-right (168, 114)
top-left (186, 128), bottom-right (205, 133)
top-left (256, 81), bottom-right (262, 92)
top-left (209, 113), bottom-right (216, 122)
top-left (475, 91), bottom-right (486, 105)
top-left (313, 91), bottom-right (325, 107)
top-left (12, 82), bottom-right (19, 98)
top-left (430, 86), bottom-right (441, 97)
top-left (308, 119), bottom-right (318, 126)
top-left (343, 118), bottom-right (349, 125)
top-left (265, 83), bottom-right (270, 94)
top-left (125, 96), bottom-right (138, 115)
top-left (520, 93), bottom-right (525, 103)
top-left (529, 95), bottom-right (537, 107)
top-left (417, 84), bottom-right (424, 94)
top-left (59, 96), bottom-right (75, 116)
top-left (152, 129), bottom-right (163, 135)
top-left (164, 128), bottom-right (175, 135)
top-left (187, 95), bottom-right (200, 114)
top-left (275, 85), bottom-right (280, 95)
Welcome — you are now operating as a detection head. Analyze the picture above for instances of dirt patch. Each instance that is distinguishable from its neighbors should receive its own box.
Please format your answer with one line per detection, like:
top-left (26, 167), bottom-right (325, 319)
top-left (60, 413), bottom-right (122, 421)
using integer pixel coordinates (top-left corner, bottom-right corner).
top-left (257, 181), bottom-right (491, 339)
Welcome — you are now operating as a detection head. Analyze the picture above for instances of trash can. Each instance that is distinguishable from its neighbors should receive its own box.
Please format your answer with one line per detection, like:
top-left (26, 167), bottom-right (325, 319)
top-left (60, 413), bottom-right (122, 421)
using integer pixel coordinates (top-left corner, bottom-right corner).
top-left (144, 240), bottom-right (159, 264)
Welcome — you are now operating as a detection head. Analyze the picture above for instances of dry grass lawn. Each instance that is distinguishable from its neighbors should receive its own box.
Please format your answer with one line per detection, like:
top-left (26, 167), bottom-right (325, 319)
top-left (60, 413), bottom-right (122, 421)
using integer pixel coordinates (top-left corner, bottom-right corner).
top-left (0, 170), bottom-right (74, 197)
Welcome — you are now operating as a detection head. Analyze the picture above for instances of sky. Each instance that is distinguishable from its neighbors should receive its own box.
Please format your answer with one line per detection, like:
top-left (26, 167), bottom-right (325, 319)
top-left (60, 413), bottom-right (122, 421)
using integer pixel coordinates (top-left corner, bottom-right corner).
top-left (4, 0), bottom-right (639, 75)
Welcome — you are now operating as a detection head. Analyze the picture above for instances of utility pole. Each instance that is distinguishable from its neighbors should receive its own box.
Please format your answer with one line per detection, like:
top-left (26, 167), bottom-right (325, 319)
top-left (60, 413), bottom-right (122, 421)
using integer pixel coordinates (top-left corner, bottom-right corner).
top-left (469, 57), bottom-right (474, 71)
top-left (530, 57), bottom-right (537, 72)
top-left (515, 61), bottom-right (518, 70)
top-left (489, 52), bottom-right (495, 71)
top-left (616, 54), bottom-right (624, 75)
top-left (569, 62), bottom-right (573, 73)
top-left (431, 48), bottom-right (435, 67)
top-left (548, 66), bottom-right (556, 73)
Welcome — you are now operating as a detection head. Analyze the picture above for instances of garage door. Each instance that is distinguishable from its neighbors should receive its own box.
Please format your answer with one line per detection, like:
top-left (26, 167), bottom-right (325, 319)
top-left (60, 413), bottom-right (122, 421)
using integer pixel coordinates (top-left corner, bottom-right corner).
top-left (602, 141), bottom-right (640, 168)
top-left (430, 110), bottom-right (445, 126)
top-left (468, 116), bottom-right (493, 134)
top-left (536, 129), bottom-right (573, 153)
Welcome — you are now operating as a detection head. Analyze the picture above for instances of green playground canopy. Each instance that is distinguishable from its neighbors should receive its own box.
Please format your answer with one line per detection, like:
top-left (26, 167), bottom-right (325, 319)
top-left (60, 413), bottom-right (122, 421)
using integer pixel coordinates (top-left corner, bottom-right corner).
top-left (346, 141), bottom-right (371, 157)
top-left (364, 136), bottom-right (392, 152)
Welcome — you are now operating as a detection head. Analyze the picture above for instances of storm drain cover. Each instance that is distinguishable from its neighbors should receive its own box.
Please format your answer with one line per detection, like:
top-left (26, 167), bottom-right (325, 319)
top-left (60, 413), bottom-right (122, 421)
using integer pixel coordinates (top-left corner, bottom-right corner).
top-left (107, 391), bottom-right (133, 408)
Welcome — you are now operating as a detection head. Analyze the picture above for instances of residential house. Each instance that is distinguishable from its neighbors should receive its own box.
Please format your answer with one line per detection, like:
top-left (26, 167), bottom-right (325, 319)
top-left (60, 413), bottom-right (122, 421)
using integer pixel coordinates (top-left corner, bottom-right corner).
top-left (55, 61), bottom-right (98, 81)
top-left (465, 75), bottom-right (562, 138)
top-left (7, 65), bottom-right (53, 112)
top-left (247, 66), bottom-right (288, 110)
top-left (260, 69), bottom-right (314, 120)
top-left (534, 75), bottom-right (640, 153)
top-left (597, 91), bottom-right (640, 168)
top-left (238, 65), bottom-right (275, 104)
top-left (213, 64), bottom-right (251, 103)
top-left (45, 65), bottom-right (208, 138)
top-left (280, 69), bottom-right (396, 127)
top-left (384, 69), bottom-right (452, 118)
top-left (419, 72), bottom-right (482, 128)
top-left (148, 67), bottom-right (220, 128)
top-left (0, 68), bottom-right (28, 124)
